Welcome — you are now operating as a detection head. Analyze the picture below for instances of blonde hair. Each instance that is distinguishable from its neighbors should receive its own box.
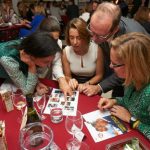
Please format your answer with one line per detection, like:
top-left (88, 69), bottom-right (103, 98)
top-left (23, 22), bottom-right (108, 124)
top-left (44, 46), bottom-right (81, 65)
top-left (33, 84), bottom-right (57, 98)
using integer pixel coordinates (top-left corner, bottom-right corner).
top-left (134, 7), bottom-right (150, 23)
top-left (111, 32), bottom-right (150, 90)
top-left (94, 2), bottom-right (121, 32)
top-left (65, 18), bottom-right (91, 45)
top-left (34, 5), bottom-right (45, 15)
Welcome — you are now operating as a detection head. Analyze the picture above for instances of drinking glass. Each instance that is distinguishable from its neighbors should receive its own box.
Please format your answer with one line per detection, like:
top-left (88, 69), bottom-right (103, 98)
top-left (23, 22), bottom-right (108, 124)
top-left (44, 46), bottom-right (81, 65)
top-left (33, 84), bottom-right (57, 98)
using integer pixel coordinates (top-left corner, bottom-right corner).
top-left (33, 95), bottom-right (46, 120)
top-left (65, 110), bottom-right (83, 149)
top-left (20, 122), bottom-right (54, 150)
top-left (12, 93), bottom-right (26, 122)
top-left (66, 138), bottom-right (89, 150)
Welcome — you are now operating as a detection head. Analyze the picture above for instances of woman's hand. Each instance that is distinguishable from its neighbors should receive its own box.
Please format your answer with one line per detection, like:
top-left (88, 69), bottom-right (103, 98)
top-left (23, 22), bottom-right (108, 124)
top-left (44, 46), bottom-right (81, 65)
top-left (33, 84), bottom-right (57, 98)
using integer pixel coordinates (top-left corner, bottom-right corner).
top-left (20, 50), bottom-right (36, 73)
top-left (58, 77), bottom-right (73, 97)
top-left (77, 83), bottom-right (85, 93)
top-left (98, 98), bottom-right (116, 111)
top-left (68, 78), bottom-right (78, 90)
top-left (110, 105), bottom-right (131, 123)
top-left (77, 83), bottom-right (89, 93)
top-left (36, 82), bottom-right (49, 95)
top-left (20, 19), bottom-right (31, 28)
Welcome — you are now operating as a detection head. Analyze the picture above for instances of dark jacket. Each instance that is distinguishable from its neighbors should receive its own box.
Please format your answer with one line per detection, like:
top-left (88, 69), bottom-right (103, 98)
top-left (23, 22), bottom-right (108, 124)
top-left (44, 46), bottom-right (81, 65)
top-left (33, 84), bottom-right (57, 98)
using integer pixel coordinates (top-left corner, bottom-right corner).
top-left (99, 17), bottom-right (149, 96)
top-left (66, 4), bottom-right (79, 20)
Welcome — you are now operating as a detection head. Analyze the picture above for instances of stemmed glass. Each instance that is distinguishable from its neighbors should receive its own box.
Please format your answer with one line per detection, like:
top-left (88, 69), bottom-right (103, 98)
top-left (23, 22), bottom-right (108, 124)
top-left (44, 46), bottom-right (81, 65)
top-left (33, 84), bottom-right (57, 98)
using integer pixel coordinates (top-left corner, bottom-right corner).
top-left (65, 110), bottom-right (84, 150)
top-left (33, 95), bottom-right (46, 120)
top-left (12, 93), bottom-right (26, 122)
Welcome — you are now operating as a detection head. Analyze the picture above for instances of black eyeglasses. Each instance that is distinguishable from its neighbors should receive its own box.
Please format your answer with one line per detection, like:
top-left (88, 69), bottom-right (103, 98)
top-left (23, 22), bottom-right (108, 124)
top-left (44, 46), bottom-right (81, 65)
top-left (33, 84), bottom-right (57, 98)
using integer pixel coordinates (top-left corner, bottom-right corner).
top-left (87, 24), bottom-right (113, 40)
top-left (110, 63), bottom-right (125, 68)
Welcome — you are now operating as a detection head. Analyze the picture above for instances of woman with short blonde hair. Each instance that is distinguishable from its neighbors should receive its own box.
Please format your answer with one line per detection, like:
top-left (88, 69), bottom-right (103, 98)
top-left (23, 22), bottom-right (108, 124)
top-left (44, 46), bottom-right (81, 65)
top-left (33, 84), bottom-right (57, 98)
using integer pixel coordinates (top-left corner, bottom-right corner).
top-left (98, 32), bottom-right (150, 139)
top-left (111, 32), bottom-right (150, 90)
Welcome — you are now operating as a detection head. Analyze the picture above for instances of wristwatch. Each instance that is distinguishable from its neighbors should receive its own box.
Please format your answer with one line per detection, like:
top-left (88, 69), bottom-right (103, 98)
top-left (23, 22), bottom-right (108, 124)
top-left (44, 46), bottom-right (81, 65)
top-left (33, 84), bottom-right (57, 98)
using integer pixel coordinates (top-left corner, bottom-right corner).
top-left (129, 116), bottom-right (138, 128)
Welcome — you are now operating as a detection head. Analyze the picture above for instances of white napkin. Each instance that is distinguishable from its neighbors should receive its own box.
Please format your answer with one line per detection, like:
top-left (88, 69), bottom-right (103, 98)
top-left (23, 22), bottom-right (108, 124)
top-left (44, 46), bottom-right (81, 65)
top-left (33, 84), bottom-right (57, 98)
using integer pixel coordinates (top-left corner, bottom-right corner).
top-left (0, 80), bottom-right (18, 92)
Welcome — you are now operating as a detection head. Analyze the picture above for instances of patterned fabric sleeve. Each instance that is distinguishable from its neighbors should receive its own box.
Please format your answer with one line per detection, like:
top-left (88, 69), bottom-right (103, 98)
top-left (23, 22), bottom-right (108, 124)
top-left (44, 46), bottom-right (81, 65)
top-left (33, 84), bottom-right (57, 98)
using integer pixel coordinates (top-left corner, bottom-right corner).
top-left (137, 93), bottom-right (150, 140)
top-left (0, 56), bottom-right (38, 95)
top-left (116, 86), bottom-right (150, 140)
top-left (115, 97), bottom-right (125, 106)
top-left (138, 122), bottom-right (150, 140)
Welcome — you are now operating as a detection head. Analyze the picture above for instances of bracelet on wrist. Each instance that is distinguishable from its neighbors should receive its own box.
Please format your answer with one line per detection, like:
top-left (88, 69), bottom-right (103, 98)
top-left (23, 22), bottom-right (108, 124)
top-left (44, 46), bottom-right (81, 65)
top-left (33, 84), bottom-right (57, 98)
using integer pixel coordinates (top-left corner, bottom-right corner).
top-left (97, 84), bottom-right (102, 95)
top-left (132, 120), bottom-right (140, 129)
top-left (86, 81), bottom-right (91, 85)
top-left (130, 116), bottom-right (140, 129)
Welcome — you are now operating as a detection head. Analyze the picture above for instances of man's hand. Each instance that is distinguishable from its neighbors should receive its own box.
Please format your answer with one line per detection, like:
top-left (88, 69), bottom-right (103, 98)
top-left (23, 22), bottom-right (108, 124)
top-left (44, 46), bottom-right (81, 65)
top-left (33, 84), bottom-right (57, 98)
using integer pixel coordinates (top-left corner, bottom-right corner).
top-left (83, 84), bottom-right (101, 96)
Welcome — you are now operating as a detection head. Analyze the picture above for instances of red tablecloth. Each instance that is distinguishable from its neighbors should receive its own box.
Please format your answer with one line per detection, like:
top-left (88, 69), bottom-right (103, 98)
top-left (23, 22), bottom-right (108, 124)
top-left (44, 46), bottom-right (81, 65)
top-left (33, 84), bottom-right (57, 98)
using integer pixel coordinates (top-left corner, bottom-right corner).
top-left (0, 79), bottom-right (149, 150)
top-left (0, 24), bottom-right (24, 42)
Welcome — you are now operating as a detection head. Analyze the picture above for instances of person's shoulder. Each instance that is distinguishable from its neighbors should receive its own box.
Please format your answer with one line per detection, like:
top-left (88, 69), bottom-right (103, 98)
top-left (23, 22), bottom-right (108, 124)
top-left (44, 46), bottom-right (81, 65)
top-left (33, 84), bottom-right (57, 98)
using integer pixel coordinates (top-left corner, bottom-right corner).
top-left (140, 84), bottom-right (150, 104)
top-left (0, 39), bottom-right (20, 45)
top-left (57, 39), bottom-right (62, 49)
top-left (120, 17), bottom-right (149, 35)
top-left (143, 83), bottom-right (150, 93)
top-left (89, 41), bottom-right (98, 50)
top-left (0, 39), bottom-right (21, 50)
top-left (64, 45), bottom-right (72, 50)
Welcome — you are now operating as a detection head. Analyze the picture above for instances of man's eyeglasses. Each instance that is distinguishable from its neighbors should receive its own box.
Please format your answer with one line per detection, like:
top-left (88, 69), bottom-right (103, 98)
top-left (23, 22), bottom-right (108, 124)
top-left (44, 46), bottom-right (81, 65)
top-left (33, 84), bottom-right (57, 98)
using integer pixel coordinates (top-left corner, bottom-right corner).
top-left (110, 63), bottom-right (125, 68)
top-left (87, 24), bottom-right (113, 40)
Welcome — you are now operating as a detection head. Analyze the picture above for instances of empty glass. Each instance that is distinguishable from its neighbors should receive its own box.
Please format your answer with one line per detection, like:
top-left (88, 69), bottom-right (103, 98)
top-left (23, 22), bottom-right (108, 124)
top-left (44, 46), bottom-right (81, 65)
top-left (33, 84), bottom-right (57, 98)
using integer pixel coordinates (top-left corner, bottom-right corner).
top-left (12, 93), bottom-right (26, 123)
top-left (65, 110), bottom-right (83, 136)
top-left (65, 111), bottom-right (84, 150)
top-left (33, 95), bottom-right (46, 120)
top-left (20, 122), bottom-right (53, 150)
top-left (66, 138), bottom-right (89, 150)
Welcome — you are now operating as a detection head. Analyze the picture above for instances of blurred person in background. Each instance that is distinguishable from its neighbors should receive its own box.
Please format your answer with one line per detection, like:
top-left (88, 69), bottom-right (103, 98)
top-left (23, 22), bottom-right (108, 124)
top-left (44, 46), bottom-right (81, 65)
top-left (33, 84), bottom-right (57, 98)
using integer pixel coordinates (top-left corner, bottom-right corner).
top-left (26, 3), bottom-right (34, 22)
top-left (134, 7), bottom-right (150, 34)
top-left (129, 0), bottom-right (142, 18)
top-left (19, 5), bottom-right (45, 38)
top-left (66, 0), bottom-right (79, 21)
top-left (79, 4), bottom-right (90, 22)
top-left (17, 1), bottom-right (27, 19)
top-left (0, 2), bottom-right (13, 23)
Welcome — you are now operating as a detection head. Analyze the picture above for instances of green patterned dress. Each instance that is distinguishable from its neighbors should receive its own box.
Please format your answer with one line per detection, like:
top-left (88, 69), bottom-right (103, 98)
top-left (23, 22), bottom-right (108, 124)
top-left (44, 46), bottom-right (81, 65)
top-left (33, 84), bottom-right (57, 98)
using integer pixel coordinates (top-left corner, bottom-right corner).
top-left (0, 40), bottom-right (38, 95)
top-left (116, 84), bottom-right (150, 139)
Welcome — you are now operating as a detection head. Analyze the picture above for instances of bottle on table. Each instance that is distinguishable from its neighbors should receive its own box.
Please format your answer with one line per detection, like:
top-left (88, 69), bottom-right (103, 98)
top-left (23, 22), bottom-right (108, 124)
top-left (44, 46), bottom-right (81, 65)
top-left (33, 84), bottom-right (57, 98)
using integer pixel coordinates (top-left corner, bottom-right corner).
top-left (25, 94), bottom-right (43, 147)
top-left (26, 94), bottom-right (41, 124)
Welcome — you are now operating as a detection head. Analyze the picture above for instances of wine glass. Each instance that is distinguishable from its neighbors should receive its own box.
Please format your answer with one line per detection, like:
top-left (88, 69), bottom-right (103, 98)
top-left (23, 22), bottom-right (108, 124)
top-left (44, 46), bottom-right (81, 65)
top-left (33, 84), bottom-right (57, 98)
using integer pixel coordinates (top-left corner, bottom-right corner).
top-left (34, 95), bottom-right (46, 120)
top-left (66, 138), bottom-right (89, 150)
top-left (65, 110), bottom-right (83, 149)
top-left (12, 93), bottom-right (26, 122)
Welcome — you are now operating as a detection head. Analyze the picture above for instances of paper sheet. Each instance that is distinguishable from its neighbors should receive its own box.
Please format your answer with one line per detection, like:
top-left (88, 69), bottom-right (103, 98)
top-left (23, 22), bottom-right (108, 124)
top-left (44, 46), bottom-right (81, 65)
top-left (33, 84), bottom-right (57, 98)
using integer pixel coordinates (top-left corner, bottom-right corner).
top-left (44, 88), bottom-right (79, 116)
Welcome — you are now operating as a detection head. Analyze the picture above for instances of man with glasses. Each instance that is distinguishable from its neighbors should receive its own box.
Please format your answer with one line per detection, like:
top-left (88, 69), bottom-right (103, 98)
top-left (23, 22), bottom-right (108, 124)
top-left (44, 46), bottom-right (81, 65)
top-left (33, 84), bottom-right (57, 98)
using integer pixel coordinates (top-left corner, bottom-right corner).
top-left (83, 2), bottom-right (149, 97)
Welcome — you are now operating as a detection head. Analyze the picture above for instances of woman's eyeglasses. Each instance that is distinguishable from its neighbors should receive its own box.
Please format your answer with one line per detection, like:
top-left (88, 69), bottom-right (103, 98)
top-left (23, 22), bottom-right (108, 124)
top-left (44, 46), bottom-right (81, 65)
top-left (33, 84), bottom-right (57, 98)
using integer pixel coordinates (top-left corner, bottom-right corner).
top-left (110, 63), bottom-right (125, 68)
